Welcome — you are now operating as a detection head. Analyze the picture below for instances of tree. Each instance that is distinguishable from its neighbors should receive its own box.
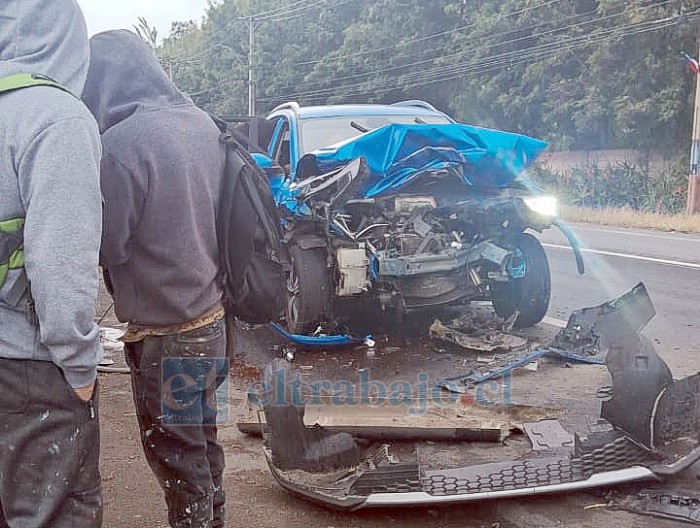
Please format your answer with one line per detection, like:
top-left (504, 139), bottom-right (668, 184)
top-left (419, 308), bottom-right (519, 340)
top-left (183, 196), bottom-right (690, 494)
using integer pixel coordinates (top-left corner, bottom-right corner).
top-left (134, 16), bottom-right (158, 49)
top-left (153, 0), bottom-right (697, 156)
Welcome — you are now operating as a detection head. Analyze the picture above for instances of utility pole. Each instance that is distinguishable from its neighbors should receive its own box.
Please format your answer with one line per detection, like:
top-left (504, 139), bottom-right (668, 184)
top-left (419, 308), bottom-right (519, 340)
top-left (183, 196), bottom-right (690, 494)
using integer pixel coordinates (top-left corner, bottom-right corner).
top-left (687, 29), bottom-right (700, 214)
top-left (248, 16), bottom-right (256, 116)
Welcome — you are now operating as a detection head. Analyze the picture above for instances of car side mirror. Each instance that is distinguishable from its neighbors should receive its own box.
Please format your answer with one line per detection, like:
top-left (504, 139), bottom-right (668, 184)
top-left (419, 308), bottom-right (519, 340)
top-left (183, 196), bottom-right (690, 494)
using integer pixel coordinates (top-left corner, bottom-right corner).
top-left (252, 152), bottom-right (291, 179)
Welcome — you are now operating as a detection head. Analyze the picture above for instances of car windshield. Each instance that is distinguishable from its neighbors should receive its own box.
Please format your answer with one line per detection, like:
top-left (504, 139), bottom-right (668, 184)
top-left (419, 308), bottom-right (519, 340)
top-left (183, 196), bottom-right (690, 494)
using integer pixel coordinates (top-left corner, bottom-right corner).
top-left (298, 114), bottom-right (451, 155)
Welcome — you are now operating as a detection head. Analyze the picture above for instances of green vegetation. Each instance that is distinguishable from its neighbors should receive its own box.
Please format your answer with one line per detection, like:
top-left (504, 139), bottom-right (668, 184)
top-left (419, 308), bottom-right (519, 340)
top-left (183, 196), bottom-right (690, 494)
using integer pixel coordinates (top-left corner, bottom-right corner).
top-left (147, 0), bottom-right (700, 222)
top-left (155, 0), bottom-right (699, 154)
top-left (532, 159), bottom-right (688, 214)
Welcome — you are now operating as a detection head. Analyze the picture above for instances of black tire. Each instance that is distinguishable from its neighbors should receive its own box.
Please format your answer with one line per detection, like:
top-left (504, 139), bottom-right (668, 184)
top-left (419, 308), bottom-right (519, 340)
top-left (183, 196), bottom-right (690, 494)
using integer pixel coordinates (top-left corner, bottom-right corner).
top-left (285, 245), bottom-right (332, 334)
top-left (492, 232), bottom-right (551, 328)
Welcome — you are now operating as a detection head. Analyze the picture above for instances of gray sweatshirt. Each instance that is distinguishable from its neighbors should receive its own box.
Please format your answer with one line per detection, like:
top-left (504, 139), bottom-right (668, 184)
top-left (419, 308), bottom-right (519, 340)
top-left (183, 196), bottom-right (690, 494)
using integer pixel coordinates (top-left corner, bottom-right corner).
top-left (0, 0), bottom-right (103, 387)
top-left (82, 31), bottom-right (224, 327)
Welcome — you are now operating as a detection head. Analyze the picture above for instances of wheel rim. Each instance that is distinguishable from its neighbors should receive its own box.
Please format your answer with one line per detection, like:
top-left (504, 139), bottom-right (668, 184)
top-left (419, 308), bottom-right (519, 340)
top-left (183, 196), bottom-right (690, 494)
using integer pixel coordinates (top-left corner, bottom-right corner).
top-left (286, 268), bottom-right (300, 326)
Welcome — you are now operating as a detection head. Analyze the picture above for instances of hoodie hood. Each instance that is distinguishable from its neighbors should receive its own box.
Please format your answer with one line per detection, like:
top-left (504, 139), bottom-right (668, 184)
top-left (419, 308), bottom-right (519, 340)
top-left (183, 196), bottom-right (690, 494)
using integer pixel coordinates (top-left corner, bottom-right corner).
top-left (0, 0), bottom-right (90, 94)
top-left (83, 30), bottom-right (192, 133)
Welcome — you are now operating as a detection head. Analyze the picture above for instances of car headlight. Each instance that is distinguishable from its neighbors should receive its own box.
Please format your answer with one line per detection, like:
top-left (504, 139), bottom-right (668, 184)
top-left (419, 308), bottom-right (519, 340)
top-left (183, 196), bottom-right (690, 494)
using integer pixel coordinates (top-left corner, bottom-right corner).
top-left (524, 196), bottom-right (559, 217)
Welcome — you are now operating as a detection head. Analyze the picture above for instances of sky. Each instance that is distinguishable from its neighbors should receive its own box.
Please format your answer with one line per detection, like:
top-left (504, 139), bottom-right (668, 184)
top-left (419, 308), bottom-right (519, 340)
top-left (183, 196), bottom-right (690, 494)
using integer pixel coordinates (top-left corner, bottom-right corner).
top-left (75, 0), bottom-right (210, 39)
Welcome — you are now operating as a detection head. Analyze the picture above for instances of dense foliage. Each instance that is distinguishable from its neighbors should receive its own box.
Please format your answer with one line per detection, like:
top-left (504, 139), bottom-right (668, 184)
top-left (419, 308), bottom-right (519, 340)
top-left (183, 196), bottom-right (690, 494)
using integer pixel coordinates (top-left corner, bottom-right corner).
top-left (155, 0), bottom-right (699, 153)
top-left (532, 160), bottom-right (689, 213)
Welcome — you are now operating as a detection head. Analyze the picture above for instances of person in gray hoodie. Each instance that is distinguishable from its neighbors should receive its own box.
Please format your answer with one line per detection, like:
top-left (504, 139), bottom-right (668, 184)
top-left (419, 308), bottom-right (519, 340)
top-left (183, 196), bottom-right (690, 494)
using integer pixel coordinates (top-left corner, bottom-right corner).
top-left (82, 30), bottom-right (227, 528)
top-left (0, 0), bottom-right (103, 527)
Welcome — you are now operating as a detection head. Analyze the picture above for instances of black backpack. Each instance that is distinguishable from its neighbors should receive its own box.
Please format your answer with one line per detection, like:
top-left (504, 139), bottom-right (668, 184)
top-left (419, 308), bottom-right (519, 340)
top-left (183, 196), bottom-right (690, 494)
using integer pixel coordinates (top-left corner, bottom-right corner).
top-left (211, 116), bottom-right (286, 324)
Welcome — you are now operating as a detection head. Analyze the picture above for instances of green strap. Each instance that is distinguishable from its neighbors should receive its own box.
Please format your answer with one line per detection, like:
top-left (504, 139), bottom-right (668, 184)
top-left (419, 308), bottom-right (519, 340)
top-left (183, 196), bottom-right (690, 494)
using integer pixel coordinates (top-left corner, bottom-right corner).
top-left (0, 73), bottom-right (76, 98)
top-left (0, 216), bottom-right (26, 290)
top-left (0, 217), bottom-right (24, 234)
top-left (0, 74), bottom-right (75, 291)
top-left (0, 74), bottom-right (73, 295)
top-left (0, 252), bottom-right (23, 287)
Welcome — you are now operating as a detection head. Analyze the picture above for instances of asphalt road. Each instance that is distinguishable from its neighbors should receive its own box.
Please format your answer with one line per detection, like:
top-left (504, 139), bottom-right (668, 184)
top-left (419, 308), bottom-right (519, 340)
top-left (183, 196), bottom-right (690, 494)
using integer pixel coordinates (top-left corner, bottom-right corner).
top-left (537, 222), bottom-right (700, 376)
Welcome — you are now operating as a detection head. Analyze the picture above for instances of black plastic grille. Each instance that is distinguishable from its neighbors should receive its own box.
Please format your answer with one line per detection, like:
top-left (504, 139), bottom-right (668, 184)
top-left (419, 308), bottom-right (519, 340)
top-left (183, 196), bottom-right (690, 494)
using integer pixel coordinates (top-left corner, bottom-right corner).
top-left (348, 434), bottom-right (653, 497)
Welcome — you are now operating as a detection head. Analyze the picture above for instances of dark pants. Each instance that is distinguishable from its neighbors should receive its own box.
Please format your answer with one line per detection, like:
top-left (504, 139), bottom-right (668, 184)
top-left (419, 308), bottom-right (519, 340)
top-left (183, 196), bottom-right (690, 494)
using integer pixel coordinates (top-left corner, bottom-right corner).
top-left (125, 318), bottom-right (227, 528)
top-left (0, 358), bottom-right (101, 528)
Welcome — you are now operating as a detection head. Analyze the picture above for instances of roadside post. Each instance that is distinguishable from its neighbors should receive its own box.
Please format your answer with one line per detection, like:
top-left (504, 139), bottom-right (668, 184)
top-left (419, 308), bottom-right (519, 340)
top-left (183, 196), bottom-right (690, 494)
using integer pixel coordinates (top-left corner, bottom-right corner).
top-left (687, 34), bottom-right (700, 214)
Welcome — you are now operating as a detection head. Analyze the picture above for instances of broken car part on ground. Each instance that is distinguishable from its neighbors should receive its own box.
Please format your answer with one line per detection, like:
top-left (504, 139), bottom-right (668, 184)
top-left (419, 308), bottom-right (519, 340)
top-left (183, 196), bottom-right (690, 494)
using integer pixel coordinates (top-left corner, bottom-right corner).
top-left (240, 284), bottom-right (700, 510)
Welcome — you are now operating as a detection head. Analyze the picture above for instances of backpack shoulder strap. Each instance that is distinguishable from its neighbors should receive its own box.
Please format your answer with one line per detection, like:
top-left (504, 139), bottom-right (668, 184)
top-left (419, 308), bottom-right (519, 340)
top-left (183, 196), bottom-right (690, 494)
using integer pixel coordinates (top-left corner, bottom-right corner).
top-left (0, 73), bottom-right (77, 98)
top-left (0, 73), bottom-right (75, 308)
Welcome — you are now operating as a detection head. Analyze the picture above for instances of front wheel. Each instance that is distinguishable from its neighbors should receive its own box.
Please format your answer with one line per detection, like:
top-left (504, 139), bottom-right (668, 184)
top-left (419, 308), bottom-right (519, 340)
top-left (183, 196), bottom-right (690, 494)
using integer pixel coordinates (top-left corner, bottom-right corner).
top-left (492, 232), bottom-right (551, 328)
top-left (285, 245), bottom-right (332, 334)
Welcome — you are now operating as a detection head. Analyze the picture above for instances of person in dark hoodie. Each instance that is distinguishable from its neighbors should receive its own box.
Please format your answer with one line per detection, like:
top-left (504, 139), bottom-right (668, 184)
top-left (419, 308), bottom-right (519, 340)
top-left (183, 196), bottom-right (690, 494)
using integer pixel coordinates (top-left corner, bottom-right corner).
top-left (82, 30), bottom-right (227, 528)
top-left (0, 0), bottom-right (103, 527)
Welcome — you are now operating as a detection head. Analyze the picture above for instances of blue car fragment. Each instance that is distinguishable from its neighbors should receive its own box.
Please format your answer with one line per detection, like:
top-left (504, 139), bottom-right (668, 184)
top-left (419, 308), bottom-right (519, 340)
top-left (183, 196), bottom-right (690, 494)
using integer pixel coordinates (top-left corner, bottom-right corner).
top-left (268, 322), bottom-right (367, 348)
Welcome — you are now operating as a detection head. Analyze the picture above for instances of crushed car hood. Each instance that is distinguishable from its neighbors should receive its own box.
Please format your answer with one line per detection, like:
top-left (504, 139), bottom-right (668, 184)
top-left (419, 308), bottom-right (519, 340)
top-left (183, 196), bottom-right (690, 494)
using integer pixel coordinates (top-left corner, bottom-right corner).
top-left (297, 123), bottom-right (548, 198)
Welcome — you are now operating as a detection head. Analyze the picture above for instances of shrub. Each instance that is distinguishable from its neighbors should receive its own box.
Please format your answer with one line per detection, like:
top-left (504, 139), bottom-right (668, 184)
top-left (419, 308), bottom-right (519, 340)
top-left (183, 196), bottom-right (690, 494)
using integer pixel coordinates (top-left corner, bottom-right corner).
top-left (529, 159), bottom-right (687, 214)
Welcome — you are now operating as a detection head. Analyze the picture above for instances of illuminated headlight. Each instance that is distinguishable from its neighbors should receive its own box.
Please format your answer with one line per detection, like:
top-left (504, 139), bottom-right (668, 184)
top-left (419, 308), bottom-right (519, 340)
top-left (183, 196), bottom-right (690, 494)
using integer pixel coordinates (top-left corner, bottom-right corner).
top-left (524, 196), bottom-right (559, 217)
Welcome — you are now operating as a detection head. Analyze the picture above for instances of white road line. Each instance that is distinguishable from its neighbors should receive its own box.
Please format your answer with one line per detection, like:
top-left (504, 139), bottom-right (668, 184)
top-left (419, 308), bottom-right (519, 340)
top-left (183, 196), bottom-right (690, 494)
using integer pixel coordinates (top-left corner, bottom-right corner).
top-left (542, 243), bottom-right (700, 270)
top-left (571, 224), bottom-right (700, 243)
top-left (542, 316), bottom-right (567, 328)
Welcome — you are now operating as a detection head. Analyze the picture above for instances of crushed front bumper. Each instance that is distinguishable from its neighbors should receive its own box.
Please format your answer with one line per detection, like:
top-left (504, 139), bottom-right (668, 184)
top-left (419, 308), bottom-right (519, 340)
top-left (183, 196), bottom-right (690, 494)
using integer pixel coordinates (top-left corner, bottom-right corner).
top-left (254, 284), bottom-right (700, 510)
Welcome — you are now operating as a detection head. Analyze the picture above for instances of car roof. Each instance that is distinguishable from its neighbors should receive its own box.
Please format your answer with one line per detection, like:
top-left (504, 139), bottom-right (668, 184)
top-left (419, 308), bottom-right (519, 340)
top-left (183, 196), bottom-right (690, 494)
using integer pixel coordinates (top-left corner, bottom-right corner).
top-left (291, 104), bottom-right (448, 120)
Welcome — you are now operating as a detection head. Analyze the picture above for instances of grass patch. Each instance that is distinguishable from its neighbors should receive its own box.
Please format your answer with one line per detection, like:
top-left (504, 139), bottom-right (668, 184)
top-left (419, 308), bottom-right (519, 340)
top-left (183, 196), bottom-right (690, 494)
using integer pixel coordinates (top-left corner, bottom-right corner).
top-left (561, 205), bottom-right (700, 234)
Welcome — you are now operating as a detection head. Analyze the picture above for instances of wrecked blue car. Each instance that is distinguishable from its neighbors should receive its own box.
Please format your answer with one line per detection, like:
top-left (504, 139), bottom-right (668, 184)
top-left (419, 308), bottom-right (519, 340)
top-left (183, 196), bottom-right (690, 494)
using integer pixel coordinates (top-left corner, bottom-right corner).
top-left (251, 100), bottom-right (572, 334)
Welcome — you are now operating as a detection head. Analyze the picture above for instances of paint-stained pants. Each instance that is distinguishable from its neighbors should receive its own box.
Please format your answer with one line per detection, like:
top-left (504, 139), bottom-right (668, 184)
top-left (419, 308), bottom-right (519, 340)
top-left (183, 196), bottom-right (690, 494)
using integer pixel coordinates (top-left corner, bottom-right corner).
top-left (0, 358), bottom-right (102, 528)
top-left (125, 318), bottom-right (227, 528)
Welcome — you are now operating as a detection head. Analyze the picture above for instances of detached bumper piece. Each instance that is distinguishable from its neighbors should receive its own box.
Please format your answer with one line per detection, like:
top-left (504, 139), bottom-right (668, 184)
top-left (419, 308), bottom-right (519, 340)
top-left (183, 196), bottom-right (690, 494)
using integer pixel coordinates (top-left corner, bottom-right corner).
top-left (259, 285), bottom-right (700, 510)
top-left (608, 489), bottom-right (700, 524)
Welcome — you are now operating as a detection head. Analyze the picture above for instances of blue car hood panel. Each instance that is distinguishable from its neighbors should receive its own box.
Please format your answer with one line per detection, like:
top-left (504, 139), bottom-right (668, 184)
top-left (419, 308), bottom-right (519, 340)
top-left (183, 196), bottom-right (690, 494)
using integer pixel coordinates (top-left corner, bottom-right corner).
top-left (307, 123), bottom-right (548, 198)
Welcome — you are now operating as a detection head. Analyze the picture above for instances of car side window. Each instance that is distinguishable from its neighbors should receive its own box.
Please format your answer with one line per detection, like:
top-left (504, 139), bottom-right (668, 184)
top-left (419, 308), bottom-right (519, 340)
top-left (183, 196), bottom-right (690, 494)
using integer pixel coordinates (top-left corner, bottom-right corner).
top-left (272, 119), bottom-right (291, 175)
